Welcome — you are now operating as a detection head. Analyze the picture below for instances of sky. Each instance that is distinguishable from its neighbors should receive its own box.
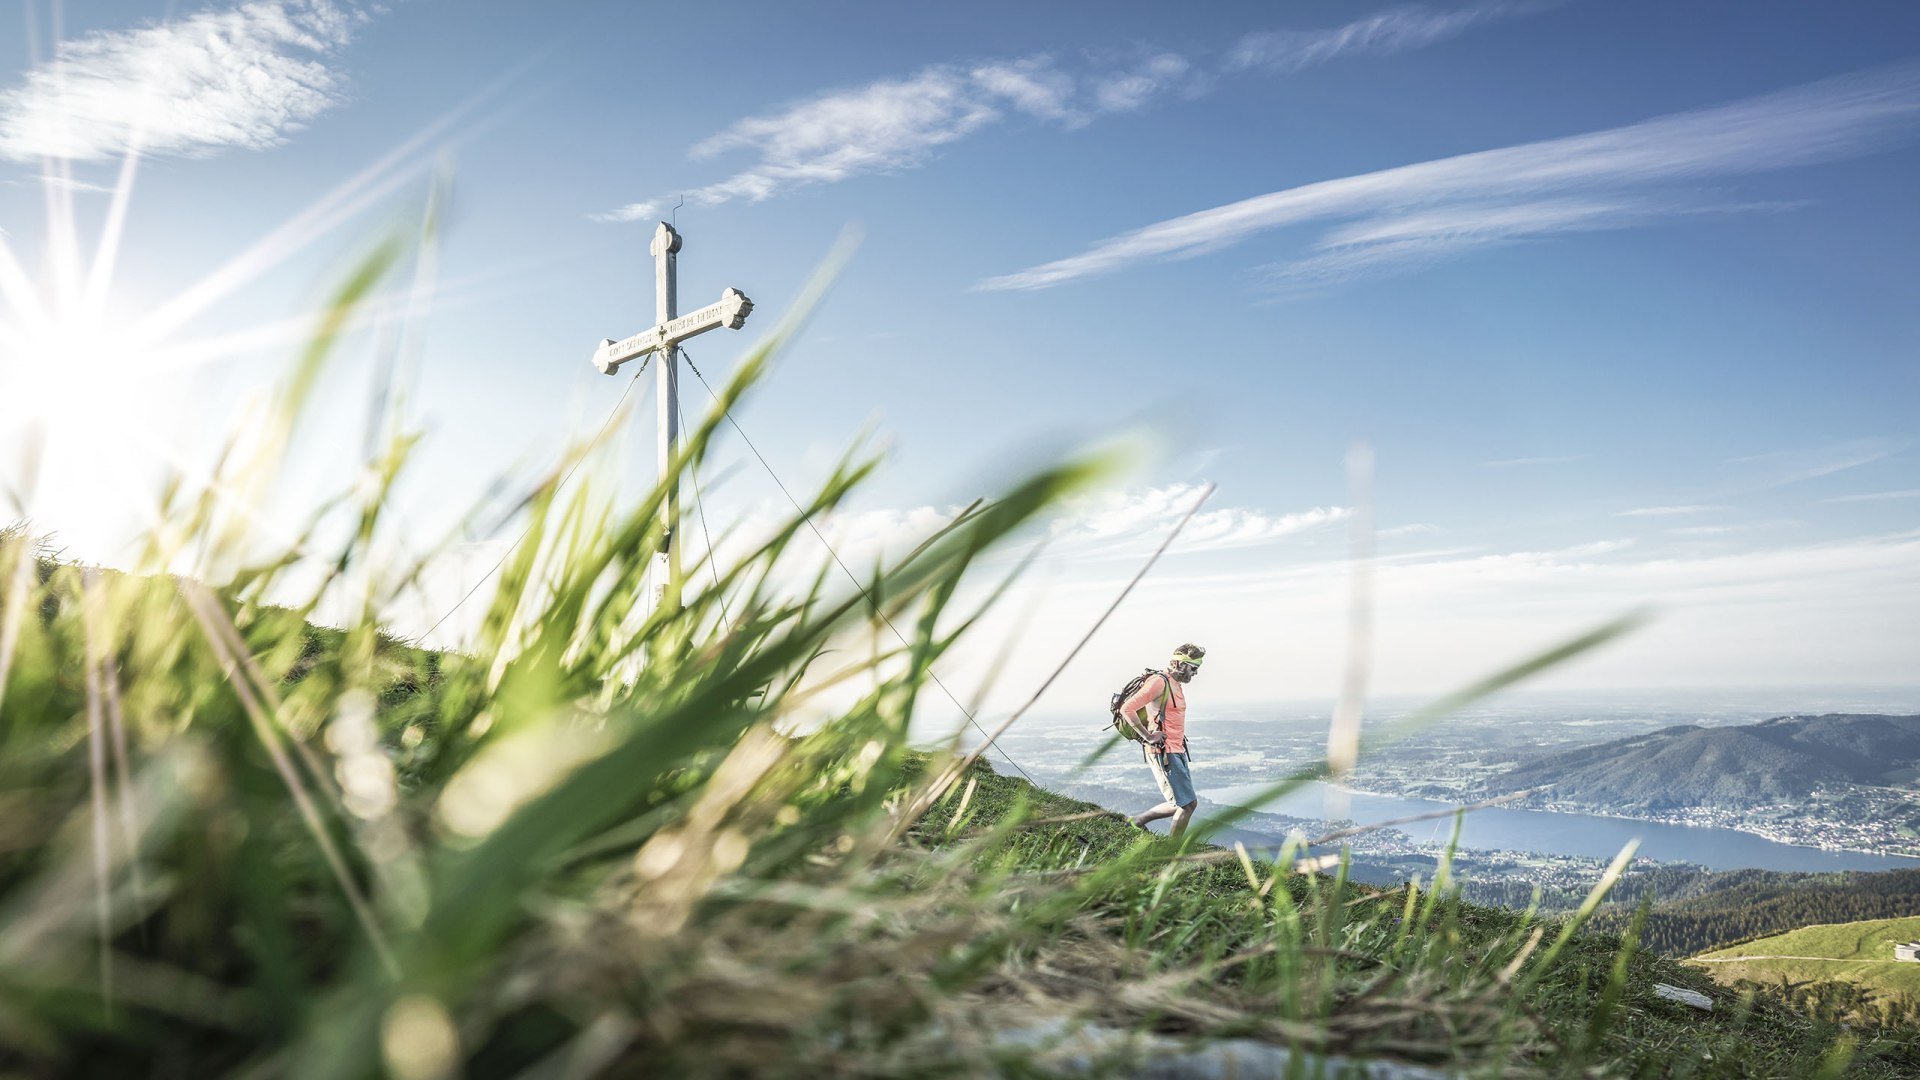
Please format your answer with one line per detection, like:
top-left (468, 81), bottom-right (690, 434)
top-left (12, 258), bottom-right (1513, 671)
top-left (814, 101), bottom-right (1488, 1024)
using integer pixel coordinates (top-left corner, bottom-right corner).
top-left (0, 0), bottom-right (1916, 718)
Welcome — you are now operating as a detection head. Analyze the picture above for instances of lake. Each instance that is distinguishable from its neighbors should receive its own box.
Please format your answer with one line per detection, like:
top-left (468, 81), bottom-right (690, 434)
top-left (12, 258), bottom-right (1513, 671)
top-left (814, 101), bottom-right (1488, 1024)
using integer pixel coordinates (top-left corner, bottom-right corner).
top-left (1199, 780), bottom-right (1920, 873)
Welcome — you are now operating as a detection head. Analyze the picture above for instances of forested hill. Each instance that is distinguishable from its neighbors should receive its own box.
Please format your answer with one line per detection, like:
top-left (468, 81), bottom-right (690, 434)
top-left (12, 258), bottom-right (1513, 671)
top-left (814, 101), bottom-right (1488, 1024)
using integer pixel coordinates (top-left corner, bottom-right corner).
top-left (1590, 866), bottom-right (1920, 956)
top-left (1484, 713), bottom-right (1920, 810)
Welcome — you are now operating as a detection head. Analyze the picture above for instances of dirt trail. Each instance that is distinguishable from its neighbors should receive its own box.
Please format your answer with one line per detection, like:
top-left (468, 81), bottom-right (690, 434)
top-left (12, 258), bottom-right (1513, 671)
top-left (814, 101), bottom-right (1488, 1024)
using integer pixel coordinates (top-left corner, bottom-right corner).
top-left (1689, 956), bottom-right (1905, 964)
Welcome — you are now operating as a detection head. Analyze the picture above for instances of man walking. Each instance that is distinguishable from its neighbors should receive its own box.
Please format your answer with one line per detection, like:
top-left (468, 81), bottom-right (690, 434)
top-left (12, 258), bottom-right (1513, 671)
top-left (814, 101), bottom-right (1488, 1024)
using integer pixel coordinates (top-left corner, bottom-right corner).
top-left (1122, 643), bottom-right (1205, 836)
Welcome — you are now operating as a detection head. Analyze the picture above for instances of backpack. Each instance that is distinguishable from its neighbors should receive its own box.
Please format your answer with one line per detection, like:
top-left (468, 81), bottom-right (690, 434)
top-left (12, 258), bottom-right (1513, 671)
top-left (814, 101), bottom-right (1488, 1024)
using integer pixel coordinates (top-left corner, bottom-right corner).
top-left (1107, 668), bottom-right (1174, 746)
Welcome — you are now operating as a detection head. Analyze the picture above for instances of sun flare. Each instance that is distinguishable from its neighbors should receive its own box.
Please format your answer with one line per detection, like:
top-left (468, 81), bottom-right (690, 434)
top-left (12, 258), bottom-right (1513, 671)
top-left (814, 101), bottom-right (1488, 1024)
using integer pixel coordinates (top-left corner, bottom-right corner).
top-left (0, 94), bottom-right (448, 559)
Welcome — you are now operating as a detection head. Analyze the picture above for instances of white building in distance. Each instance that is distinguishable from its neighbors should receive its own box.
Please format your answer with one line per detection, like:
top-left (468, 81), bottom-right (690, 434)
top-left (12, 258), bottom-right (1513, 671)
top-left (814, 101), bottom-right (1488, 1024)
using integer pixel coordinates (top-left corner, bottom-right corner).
top-left (1895, 941), bottom-right (1920, 962)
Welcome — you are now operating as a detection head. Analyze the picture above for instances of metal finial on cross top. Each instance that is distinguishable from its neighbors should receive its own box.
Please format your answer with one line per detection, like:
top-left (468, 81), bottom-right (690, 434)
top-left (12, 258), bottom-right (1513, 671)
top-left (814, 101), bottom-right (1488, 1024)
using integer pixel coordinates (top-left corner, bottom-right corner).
top-left (591, 221), bottom-right (754, 614)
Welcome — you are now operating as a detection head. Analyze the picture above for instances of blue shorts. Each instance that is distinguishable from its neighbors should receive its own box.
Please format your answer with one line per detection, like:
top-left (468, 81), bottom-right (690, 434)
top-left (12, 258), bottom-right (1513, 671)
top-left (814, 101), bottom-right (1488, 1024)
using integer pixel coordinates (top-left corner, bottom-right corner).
top-left (1149, 751), bottom-right (1196, 806)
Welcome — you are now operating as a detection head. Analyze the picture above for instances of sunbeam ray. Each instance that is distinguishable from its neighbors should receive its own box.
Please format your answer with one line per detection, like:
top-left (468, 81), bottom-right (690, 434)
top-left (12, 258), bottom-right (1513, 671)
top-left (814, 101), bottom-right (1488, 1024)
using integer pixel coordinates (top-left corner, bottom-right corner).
top-left (82, 134), bottom-right (145, 315)
top-left (0, 234), bottom-right (50, 333)
top-left (37, 3), bottom-right (81, 320)
top-left (125, 61), bottom-right (532, 350)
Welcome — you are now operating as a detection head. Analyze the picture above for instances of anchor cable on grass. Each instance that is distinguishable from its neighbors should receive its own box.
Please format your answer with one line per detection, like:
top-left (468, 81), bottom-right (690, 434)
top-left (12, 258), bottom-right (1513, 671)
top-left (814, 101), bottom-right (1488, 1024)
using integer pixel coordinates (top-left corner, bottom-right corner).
top-left (418, 361), bottom-right (647, 645)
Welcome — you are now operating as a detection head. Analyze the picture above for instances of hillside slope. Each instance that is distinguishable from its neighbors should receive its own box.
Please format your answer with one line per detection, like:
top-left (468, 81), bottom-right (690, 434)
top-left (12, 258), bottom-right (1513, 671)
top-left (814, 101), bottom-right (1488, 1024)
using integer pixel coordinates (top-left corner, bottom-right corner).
top-left (1690, 916), bottom-right (1920, 1026)
top-left (1593, 867), bottom-right (1920, 956)
top-left (922, 762), bottom-right (1920, 1077)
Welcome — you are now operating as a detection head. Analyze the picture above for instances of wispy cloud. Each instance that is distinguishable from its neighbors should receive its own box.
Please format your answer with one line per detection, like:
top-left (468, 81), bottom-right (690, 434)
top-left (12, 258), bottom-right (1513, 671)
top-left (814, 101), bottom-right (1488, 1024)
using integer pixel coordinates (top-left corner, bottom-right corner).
top-left (1264, 197), bottom-right (1803, 290)
top-left (666, 483), bottom-right (1345, 594)
top-left (0, 0), bottom-right (366, 162)
top-left (1228, 2), bottom-right (1546, 72)
top-left (1481, 454), bottom-right (1588, 468)
top-left (1053, 483), bottom-right (1348, 559)
top-left (1077, 527), bottom-right (1920, 696)
top-left (970, 56), bottom-right (1084, 125)
top-left (1090, 53), bottom-right (1197, 114)
top-left (1617, 504), bottom-right (1726, 517)
top-left (2, 173), bottom-right (114, 193)
top-left (598, 4), bottom-right (1546, 222)
top-left (595, 53), bottom-right (1201, 222)
top-left (1668, 520), bottom-right (1799, 537)
top-left (979, 62), bottom-right (1920, 290)
top-left (1101, 529), bottom-right (1920, 619)
top-left (1821, 489), bottom-right (1920, 504)
top-left (1728, 438), bottom-right (1905, 487)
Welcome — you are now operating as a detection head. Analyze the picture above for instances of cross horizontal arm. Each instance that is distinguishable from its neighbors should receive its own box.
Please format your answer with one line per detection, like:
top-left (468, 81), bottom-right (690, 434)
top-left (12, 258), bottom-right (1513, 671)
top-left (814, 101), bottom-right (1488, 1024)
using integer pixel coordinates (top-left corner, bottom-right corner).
top-left (593, 287), bottom-right (754, 375)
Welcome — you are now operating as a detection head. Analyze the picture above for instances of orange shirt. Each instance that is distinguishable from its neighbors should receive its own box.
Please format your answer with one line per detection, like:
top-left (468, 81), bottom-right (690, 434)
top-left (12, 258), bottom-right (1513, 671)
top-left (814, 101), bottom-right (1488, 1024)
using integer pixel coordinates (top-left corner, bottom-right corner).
top-left (1120, 673), bottom-right (1187, 754)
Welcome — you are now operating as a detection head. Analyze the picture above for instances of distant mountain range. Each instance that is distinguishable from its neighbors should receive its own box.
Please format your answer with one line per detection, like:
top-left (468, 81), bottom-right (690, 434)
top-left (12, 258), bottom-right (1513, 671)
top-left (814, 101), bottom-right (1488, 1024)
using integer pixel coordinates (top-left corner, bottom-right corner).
top-left (1484, 713), bottom-right (1920, 811)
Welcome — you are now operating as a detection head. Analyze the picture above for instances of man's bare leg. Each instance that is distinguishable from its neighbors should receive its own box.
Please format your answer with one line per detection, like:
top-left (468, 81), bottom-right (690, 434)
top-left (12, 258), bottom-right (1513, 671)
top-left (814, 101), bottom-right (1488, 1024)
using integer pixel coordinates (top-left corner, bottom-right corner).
top-left (1131, 801), bottom-right (1179, 828)
top-left (1136, 750), bottom-right (1180, 830)
top-left (1169, 801), bottom-right (1197, 837)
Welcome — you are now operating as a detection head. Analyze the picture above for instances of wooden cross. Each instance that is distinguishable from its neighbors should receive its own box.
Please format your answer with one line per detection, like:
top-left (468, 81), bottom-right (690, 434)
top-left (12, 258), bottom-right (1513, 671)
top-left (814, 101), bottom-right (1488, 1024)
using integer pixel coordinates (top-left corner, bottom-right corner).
top-left (591, 221), bottom-right (754, 613)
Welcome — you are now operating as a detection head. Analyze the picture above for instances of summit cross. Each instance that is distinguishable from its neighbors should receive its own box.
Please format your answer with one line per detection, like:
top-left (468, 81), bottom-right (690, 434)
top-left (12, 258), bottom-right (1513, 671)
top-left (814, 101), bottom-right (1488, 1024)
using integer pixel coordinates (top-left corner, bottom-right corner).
top-left (590, 221), bottom-right (754, 614)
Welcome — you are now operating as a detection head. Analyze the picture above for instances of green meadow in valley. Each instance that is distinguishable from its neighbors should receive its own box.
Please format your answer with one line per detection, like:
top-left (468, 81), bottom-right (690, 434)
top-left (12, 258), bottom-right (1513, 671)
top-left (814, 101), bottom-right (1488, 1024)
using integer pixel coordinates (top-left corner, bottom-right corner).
top-left (1692, 916), bottom-right (1920, 1027)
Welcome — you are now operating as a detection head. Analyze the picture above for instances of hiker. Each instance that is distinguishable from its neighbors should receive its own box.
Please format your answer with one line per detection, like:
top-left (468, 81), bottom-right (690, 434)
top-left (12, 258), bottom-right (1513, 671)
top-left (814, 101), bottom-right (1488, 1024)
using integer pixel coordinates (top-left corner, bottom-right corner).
top-left (1121, 643), bottom-right (1204, 836)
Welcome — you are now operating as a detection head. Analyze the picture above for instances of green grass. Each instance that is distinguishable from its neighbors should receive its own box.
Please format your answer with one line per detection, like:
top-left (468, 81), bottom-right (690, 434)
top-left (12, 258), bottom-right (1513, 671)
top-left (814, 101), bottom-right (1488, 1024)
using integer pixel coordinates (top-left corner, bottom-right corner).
top-left (3, 215), bottom-right (1916, 1077)
top-left (910, 759), bottom-right (1920, 1078)
top-left (1690, 917), bottom-right (1920, 1023)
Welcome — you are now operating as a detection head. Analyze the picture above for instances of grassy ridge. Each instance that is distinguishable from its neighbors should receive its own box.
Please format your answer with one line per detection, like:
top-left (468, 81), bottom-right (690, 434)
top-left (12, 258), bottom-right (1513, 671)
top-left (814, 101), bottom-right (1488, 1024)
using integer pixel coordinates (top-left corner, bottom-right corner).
top-left (1696, 916), bottom-right (1920, 963)
top-left (915, 759), bottom-right (1920, 1077)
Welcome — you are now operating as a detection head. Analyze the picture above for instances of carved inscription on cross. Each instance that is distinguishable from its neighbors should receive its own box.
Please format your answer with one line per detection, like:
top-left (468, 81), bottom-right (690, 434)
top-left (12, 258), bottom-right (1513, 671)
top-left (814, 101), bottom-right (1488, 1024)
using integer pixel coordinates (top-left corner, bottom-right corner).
top-left (592, 225), bottom-right (753, 375)
top-left (589, 222), bottom-right (753, 614)
top-left (590, 291), bottom-right (753, 375)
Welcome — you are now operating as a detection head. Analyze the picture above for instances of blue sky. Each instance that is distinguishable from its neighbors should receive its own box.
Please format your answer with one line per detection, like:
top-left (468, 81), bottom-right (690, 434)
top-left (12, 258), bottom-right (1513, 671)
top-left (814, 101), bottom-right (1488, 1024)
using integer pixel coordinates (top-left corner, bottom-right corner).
top-left (1, 0), bottom-right (1916, 708)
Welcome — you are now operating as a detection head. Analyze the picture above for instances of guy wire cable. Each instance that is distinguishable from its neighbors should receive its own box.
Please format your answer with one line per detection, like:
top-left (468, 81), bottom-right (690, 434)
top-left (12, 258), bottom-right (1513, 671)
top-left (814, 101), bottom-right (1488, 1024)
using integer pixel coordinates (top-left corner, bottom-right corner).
top-left (419, 361), bottom-right (647, 644)
top-left (680, 347), bottom-right (1039, 785)
top-left (675, 375), bottom-right (735, 627)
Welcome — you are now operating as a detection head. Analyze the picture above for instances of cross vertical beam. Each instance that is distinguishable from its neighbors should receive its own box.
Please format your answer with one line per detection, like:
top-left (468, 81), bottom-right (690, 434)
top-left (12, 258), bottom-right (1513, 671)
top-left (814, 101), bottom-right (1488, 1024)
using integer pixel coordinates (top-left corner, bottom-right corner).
top-left (591, 223), bottom-right (753, 622)
top-left (652, 222), bottom-right (682, 614)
